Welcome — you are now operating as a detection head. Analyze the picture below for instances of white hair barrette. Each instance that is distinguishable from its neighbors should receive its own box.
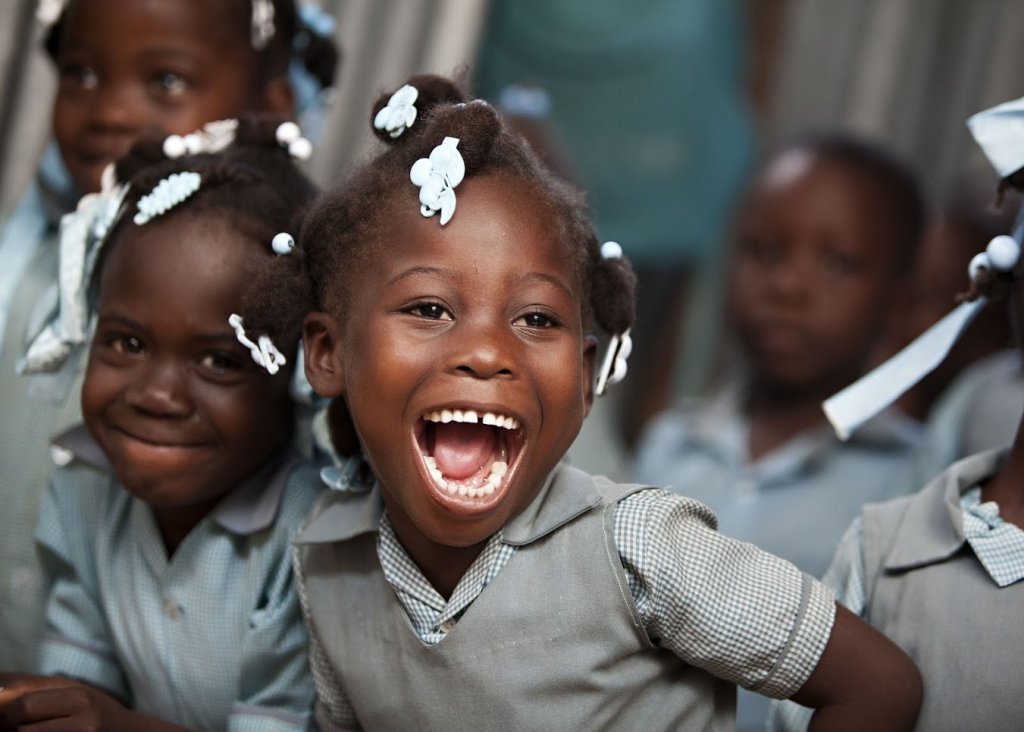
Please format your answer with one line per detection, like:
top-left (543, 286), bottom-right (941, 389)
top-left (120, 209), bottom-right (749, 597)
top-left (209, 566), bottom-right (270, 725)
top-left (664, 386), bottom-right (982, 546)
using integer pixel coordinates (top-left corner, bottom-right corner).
top-left (251, 0), bottom-right (276, 50)
top-left (275, 121), bottom-right (313, 160)
top-left (374, 84), bottom-right (419, 138)
top-left (271, 232), bottom-right (295, 255)
top-left (36, 0), bottom-right (64, 27)
top-left (229, 314), bottom-right (287, 374)
top-left (594, 241), bottom-right (633, 397)
top-left (163, 119), bottom-right (239, 159)
top-left (134, 172), bottom-right (201, 226)
top-left (410, 136), bottom-right (464, 226)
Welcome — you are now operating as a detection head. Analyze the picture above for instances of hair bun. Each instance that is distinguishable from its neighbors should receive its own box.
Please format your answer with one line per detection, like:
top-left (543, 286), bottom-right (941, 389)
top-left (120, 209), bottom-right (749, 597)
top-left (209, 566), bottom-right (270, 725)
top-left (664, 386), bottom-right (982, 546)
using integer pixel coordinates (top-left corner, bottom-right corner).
top-left (370, 74), bottom-right (468, 144)
top-left (421, 100), bottom-right (501, 171)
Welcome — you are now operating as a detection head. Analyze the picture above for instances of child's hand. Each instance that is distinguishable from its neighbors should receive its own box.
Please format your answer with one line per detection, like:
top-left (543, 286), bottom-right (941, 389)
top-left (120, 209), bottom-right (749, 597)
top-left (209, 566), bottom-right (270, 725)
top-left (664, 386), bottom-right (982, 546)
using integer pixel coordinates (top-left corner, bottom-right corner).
top-left (0, 680), bottom-right (126, 732)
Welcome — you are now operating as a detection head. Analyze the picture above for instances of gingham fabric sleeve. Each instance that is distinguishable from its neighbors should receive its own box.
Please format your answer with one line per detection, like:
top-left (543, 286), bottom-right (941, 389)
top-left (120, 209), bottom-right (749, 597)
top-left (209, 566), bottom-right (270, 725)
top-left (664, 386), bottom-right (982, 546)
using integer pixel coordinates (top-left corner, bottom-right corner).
top-left (614, 488), bottom-right (836, 699)
top-left (35, 465), bottom-right (129, 699)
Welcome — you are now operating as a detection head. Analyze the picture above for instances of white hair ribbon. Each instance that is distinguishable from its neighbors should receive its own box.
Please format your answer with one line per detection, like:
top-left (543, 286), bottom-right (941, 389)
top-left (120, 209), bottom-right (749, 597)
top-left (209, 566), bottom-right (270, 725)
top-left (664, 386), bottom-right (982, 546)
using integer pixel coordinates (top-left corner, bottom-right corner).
top-left (134, 172), bottom-right (201, 226)
top-left (410, 137), bottom-right (464, 225)
top-left (228, 314), bottom-right (287, 375)
top-left (374, 84), bottom-right (419, 138)
top-left (594, 241), bottom-right (632, 397)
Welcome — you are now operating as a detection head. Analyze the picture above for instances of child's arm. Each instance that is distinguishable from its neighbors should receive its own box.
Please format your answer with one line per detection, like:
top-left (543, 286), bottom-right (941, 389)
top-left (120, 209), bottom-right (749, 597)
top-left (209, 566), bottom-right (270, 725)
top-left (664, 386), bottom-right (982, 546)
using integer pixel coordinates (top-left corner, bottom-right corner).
top-left (0, 678), bottom-right (192, 731)
top-left (787, 603), bottom-right (922, 730)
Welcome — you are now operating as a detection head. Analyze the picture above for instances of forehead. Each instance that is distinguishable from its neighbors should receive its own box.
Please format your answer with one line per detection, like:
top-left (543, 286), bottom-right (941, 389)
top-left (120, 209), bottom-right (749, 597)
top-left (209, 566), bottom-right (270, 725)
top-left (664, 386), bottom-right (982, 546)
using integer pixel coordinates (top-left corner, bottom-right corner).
top-left (378, 174), bottom-right (578, 286)
top-left (750, 151), bottom-right (897, 249)
top-left (61, 0), bottom-right (244, 55)
top-left (100, 213), bottom-right (254, 311)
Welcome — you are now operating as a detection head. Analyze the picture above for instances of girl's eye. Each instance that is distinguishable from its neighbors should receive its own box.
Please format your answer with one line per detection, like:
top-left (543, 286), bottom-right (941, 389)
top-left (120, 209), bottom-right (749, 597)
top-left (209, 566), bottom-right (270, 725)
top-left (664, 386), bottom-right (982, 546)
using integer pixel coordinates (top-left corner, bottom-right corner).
top-left (822, 250), bottom-right (859, 275)
top-left (515, 312), bottom-right (559, 328)
top-left (150, 71), bottom-right (188, 97)
top-left (60, 63), bottom-right (98, 90)
top-left (109, 335), bottom-right (144, 355)
top-left (199, 352), bottom-right (243, 373)
top-left (407, 303), bottom-right (452, 321)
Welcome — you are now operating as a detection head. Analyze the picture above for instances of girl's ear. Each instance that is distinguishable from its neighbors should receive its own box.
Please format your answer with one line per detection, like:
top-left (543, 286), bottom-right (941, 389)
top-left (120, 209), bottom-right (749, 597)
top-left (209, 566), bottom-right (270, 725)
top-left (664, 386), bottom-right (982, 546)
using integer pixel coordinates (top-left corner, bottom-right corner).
top-left (582, 335), bottom-right (598, 417)
top-left (261, 76), bottom-right (296, 118)
top-left (303, 312), bottom-right (346, 398)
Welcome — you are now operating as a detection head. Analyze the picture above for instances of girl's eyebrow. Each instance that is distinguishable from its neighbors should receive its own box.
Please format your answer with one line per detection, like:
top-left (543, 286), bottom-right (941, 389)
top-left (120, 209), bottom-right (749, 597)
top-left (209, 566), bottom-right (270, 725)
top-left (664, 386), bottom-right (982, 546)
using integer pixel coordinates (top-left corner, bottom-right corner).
top-left (387, 266), bottom-right (455, 287)
top-left (96, 312), bottom-right (145, 331)
top-left (517, 271), bottom-right (574, 300)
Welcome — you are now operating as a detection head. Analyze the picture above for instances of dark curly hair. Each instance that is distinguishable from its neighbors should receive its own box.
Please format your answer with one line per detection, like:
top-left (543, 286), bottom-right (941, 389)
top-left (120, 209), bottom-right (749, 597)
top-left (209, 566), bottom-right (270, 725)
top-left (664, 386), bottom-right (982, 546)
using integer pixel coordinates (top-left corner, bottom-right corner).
top-left (44, 0), bottom-right (338, 92)
top-left (96, 114), bottom-right (318, 359)
top-left (301, 74), bottom-right (636, 341)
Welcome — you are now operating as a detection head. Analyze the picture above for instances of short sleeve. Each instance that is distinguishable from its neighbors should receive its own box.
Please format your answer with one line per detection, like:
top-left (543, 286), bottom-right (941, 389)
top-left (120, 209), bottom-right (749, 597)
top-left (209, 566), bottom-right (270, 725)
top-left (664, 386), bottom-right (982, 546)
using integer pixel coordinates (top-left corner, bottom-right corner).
top-left (35, 465), bottom-right (129, 700)
top-left (615, 489), bottom-right (836, 699)
top-left (765, 517), bottom-right (868, 731)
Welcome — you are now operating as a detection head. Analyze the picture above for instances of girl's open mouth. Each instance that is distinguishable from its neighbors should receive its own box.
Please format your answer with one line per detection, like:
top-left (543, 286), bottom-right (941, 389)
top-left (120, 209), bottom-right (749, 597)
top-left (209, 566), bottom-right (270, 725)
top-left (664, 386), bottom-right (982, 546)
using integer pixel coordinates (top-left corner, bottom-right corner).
top-left (414, 408), bottom-right (525, 501)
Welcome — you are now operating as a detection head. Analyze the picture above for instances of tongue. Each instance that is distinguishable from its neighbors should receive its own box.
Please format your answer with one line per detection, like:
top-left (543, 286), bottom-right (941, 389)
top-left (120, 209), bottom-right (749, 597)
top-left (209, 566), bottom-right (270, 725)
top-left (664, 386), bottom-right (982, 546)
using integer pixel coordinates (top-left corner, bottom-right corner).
top-left (432, 422), bottom-right (498, 480)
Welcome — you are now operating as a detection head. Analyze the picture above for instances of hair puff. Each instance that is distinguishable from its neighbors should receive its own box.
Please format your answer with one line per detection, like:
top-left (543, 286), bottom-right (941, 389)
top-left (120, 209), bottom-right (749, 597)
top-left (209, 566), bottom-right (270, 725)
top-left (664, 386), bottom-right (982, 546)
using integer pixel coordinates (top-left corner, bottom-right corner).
top-left (370, 74), bottom-right (468, 144)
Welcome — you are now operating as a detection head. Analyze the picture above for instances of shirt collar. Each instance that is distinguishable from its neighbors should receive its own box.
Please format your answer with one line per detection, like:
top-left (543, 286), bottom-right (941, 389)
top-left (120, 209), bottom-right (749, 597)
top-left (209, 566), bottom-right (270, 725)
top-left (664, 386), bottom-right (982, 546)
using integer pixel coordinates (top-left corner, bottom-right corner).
top-left (884, 448), bottom-right (1008, 572)
top-left (687, 383), bottom-right (921, 483)
top-left (52, 424), bottom-right (294, 536)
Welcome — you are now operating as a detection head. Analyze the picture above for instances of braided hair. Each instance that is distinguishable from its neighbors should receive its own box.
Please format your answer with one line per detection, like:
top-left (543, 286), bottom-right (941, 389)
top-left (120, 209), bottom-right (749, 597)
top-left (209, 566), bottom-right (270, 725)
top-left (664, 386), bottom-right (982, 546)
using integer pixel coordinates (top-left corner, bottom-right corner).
top-left (97, 114), bottom-right (318, 358)
top-left (301, 73), bottom-right (636, 342)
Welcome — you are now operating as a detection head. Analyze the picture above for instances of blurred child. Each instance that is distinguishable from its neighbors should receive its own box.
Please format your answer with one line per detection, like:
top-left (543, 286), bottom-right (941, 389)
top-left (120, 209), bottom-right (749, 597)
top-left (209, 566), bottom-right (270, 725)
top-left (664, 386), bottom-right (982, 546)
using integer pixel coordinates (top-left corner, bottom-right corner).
top-left (292, 75), bottom-right (921, 731)
top-left (770, 95), bottom-right (1024, 732)
top-left (0, 117), bottom-right (323, 729)
top-left (0, 0), bottom-right (337, 670)
top-left (893, 182), bottom-right (1023, 473)
top-left (635, 135), bottom-right (927, 580)
top-left (632, 136), bottom-right (927, 729)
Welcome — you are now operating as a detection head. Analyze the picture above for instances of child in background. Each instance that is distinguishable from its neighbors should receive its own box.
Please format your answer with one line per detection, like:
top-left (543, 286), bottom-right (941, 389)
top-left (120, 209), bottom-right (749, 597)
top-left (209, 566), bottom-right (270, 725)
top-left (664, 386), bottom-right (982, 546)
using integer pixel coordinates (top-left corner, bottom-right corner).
top-left (770, 95), bottom-right (1024, 732)
top-left (293, 75), bottom-right (921, 731)
top-left (635, 136), bottom-right (927, 580)
top-left (0, 0), bottom-right (338, 670)
top-left (632, 137), bottom-right (928, 729)
top-left (0, 116), bottom-right (322, 730)
top-left (894, 182), bottom-right (1024, 473)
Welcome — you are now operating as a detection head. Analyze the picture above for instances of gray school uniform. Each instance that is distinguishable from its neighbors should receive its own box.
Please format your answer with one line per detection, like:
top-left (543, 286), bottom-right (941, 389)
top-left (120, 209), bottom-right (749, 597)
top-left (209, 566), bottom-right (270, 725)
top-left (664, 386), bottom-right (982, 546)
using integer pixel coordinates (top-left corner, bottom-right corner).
top-left (771, 449), bottom-right (1024, 731)
top-left (294, 462), bottom-right (836, 731)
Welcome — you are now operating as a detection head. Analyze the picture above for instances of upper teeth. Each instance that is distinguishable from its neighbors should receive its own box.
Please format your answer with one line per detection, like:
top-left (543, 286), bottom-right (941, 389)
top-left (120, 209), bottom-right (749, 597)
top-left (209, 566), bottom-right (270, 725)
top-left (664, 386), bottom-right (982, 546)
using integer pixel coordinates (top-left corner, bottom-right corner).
top-left (424, 409), bottom-right (519, 430)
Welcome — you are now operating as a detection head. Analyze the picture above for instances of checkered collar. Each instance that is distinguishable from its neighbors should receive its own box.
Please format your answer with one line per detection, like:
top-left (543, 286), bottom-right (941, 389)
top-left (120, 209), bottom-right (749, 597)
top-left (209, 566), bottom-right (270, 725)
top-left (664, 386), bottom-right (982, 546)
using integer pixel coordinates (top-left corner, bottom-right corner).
top-left (883, 448), bottom-right (1024, 586)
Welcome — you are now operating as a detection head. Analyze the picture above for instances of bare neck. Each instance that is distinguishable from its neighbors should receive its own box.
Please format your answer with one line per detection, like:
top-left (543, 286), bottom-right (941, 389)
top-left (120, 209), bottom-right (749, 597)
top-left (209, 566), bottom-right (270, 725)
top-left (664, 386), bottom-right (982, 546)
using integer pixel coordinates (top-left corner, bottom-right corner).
top-left (981, 420), bottom-right (1024, 528)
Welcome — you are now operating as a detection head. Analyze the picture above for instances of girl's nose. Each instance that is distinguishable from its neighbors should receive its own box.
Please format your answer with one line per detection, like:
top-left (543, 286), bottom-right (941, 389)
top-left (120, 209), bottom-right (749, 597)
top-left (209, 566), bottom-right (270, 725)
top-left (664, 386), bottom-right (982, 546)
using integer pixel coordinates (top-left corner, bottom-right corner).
top-left (86, 81), bottom-right (145, 133)
top-left (766, 253), bottom-right (813, 303)
top-left (451, 318), bottom-right (515, 380)
top-left (125, 360), bottom-right (193, 418)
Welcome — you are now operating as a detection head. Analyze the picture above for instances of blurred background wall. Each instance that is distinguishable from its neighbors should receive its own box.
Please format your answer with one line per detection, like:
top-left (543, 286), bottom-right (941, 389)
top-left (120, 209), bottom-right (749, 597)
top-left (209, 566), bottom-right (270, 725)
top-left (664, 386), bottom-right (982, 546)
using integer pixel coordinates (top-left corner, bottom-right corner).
top-left (1, 0), bottom-right (1022, 476)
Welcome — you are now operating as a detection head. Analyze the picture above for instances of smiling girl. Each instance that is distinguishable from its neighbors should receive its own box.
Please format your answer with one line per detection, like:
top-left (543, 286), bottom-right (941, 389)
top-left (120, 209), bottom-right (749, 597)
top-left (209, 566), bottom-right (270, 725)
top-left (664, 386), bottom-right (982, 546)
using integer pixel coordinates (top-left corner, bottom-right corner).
top-left (0, 116), bottom-right (322, 730)
top-left (293, 75), bottom-right (923, 731)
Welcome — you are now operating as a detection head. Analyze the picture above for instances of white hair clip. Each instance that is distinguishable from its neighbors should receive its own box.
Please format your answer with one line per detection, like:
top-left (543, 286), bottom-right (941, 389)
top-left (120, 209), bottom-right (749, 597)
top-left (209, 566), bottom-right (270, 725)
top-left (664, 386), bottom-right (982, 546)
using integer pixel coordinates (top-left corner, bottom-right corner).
top-left (374, 84), bottom-right (419, 138)
top-left (228, 314), bottom-right (287, 374)
top-left (594, 242), bottom-right (632, 397)
top-left (163, 119), bottom-right (239, 159)
top-left (36, 0), bottom-right (64, 26)
top-left (410, 137), bottom-right (464, 226)
top-left (968, 234), bottom-right (1021, 282)
top-left (275, 121), bottom-right (313, 160)
top-left (133, 172), bottom-right (201, 226)
top-left (271, 232), bottom-right (295, 255)
top-left (251, 0), bottom-right (276, 50)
